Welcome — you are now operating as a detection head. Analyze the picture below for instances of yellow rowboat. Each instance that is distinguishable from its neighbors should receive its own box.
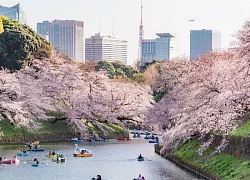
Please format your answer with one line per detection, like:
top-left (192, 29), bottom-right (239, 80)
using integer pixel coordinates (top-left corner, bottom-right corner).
top-left (73, 153), bottom-right (92, 157)
top-left (32, 141), bottom-right (40, 145)
top-left (46, 155), bottom-right (57, 159)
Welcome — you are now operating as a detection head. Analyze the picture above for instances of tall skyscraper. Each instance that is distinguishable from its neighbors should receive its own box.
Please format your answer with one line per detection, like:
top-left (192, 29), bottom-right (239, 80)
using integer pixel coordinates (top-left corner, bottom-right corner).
top-left (142, 33), bottom-right (180, 63)
top-left (37, 21), bottom-right (51, 41)
top-left (0, 4), bottom-right (27, 24)
top-left (37, 20), bottom-right (84, 63)
top-left (37, 21), bottom-right (51, 36)
top-left (85, 32), bottom-right (128, 64)
top-left (190, 29), bottom-right (221, 59)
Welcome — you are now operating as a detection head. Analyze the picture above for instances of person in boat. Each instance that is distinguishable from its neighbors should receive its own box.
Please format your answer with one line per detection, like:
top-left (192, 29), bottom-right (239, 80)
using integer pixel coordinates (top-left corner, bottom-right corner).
top-left (137, 174), bottom-right (143, 180)
top-left (142, 176), bottom-right (145, 180)
top-left (3, 157), bottom-right (7, 161)
top-left (81, 150), bottom-right (85, 154)
top-left (138, 154), bottom-right (143, 159)
top-left (33, 158), bottom-right (37, 164)
top-left (48, 151), bottom-right (52, 156)
top-left (96, 175), bottom-right (102, 180)
top-left (28, 141), bottom-right (33, 149)
top-left (0, 156), bottom-right (2, 161)
top-left (56, 154), bottom-right (61, 161)
top-left (34, 144), bottom-right (38, 149)
top-left (103, 132), bottom-right (107, 141)
top-left (155, 136), bottom-right (159, 142)
top-left (23, 149), bottom-right (27, 153)
top-left (52, 150), bottom-right (55, 155)
top-left (12, 156), bottom-right (17, 161)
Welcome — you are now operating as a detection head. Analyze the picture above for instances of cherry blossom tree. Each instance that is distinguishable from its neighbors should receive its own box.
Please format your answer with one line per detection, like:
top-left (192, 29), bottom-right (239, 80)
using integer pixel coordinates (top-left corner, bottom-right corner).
top-left (0, 55), bottom-right (154, 134)
top-left (145, 50), bottom-right (250, 154)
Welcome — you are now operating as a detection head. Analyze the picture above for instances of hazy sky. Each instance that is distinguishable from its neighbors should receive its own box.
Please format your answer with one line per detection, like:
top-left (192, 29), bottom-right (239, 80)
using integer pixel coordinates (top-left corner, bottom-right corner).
top-left (2, 0), bottom-right (250, 64)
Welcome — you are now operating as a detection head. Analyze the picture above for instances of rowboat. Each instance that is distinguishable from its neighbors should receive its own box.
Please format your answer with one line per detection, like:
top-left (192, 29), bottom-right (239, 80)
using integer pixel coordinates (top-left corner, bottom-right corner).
top-left (117, 138), bottom-right (131, 141)
top-left (31, 164), bottom-right (40, 167)
top-left (133, 134), bottom-right (141, 138)
top-left (32, 141), bottom-right (40, 145)
top-left (95, 139), bottom-right (107, 142)
top-left (27, 148), bottom-right (45, 152)
top-left (46, 155), bottom-right (57, 159)
top-left (149, 140), bottom-right (159, 143)
top-left (17, 153), bottom-right (29, 156)
top-left (137, 157), bottom-right (144, 161)
top-left (70, 138), bottom-right (84, 142)
top-left (0, 159), bottom-right (20, 164)
top-left (0, 160), bottom-right (11, 164)
top-left (52, 153), bottom-right (66, 162)
top-left (73, 144), bottom-right (92, 157)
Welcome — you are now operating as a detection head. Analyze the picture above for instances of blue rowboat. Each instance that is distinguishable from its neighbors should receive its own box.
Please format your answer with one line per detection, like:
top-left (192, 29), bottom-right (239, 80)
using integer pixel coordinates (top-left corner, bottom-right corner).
top-left (17, 153), bottom-right (29, 156)
top-left (31, 164), bottom-right (40, 167)
top-left (95, 139), bottom-right (107, 142)
top-left (70, 139), bottom-right (84, 142)
top-left (27, 148), bottom-right (45, 152)
top-left (137, 157), bottom-right (144, 161)
top-left (149, 140), bottom-right (159, 143)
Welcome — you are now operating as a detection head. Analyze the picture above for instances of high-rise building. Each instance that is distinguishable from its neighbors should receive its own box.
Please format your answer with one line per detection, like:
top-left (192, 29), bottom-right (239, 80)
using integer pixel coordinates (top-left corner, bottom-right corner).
top-left (85, 32), bottom-right (128, 64)
top-left (37, 21), bottom-right (51, 41)
top-left (190, 29), bottom-right (221, 59)
top-left (0, 4), bottom-right (27, 24)
top-left (37, 20), bottom-right (84, 63)
top-left (37, 21), bottom-right (51, 36)
top-left (141, 33), bottom-right (180, 63)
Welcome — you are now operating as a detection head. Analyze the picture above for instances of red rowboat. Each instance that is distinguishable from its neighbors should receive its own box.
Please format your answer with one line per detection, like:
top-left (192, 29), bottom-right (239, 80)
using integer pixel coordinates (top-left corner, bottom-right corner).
top-left (117, 138), bottom-right (131, 141)
top-left (0, 159), bottom-right (19, 164)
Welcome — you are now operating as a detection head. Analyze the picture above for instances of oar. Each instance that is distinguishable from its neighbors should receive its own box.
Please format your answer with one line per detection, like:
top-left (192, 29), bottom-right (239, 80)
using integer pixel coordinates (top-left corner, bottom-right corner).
top-left (27, 162), bottom-right (49, 165)
top-left (144, 157), bottom-right (152, 161)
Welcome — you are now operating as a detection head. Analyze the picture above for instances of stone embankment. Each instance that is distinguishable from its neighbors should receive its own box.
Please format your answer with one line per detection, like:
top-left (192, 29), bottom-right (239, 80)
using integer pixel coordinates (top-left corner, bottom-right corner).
top-left (0, 131), bottom-right (129, 145)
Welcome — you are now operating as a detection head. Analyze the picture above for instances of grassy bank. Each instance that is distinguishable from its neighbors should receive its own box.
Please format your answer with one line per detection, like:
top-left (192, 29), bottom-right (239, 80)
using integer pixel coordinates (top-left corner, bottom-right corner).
top-left (0, 119), bottom-right (125, 137)
top-left (156, 140), bottom-right (250, 180)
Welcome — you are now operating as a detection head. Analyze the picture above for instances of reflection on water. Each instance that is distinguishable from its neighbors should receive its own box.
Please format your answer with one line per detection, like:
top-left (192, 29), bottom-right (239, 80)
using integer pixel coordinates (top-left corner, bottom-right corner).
top-left (0, 139), bottom-right (199, 180)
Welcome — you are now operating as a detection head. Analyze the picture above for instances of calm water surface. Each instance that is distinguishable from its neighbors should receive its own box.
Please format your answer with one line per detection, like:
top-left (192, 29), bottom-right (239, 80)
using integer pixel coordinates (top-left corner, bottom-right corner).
top-left (0, 138), bottom-right (200, 180)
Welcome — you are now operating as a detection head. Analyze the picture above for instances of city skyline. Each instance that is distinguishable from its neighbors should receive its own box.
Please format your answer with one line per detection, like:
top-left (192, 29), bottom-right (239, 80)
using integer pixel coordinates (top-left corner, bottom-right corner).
top-left (1, 0), bottom-right (250, 64)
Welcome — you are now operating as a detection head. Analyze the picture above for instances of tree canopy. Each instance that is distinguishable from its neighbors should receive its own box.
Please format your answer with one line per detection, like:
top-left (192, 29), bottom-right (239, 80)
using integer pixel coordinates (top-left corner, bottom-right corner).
top-left (95, 61), bottom-right (139, 79)
top-left (0, 16), bottom-right (52, 70)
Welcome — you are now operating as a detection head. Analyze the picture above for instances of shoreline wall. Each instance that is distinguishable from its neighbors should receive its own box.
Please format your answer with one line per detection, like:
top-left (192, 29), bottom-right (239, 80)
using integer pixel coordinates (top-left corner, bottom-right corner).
top-left (0, 131), bottom-right (129, 145)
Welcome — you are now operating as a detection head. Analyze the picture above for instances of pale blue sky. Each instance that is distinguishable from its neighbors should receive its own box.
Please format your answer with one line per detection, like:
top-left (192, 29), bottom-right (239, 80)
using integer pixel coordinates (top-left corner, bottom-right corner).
top-left (2, 0), bottom-right (250, 64)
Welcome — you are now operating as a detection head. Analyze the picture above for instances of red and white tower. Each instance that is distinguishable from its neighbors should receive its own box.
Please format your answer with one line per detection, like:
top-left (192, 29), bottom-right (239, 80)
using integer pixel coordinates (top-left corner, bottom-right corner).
top-left (137, 0), bottom-right (144, 64)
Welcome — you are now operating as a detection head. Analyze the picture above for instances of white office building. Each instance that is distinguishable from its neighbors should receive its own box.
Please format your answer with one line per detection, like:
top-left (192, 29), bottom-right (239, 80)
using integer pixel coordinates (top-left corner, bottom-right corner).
top-left (190, 29), bottom-right (221, 59)
top-left (142, 33), bottom-right (180, 63)
top-left (85, 32), bottom-right (128, 64)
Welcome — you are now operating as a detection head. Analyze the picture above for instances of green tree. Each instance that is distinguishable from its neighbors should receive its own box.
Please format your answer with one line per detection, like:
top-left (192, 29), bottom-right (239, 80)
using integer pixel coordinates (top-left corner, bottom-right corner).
top-left (114, 68), bottom-right (127, 78)
top-left (112, 62), bottom-right (139, 78)
top-left (95, 61), bottom-right (115, 78)
top-left (0, 20), bottom-right (3, 34)
top-left (0, 16), bottom-right (52, 70)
